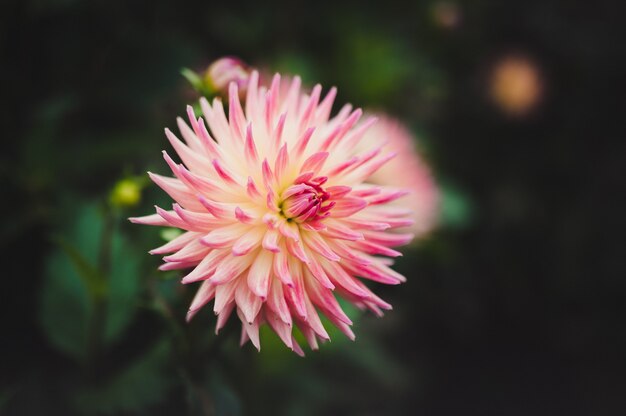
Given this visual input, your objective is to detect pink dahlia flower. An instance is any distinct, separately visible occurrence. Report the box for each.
[131,72,413,354]
[357,114,440,238]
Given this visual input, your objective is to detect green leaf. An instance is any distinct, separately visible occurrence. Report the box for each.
[209,365,242,416]
[55,238,107,298]
[181,67,212,95]
[41,241,93,360]
[103,227,141,344]
[40,202,142,360]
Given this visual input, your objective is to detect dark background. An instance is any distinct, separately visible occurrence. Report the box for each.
[1,0,625,415]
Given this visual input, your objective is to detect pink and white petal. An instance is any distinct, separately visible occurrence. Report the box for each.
[273,248,294,287]
[129,213,170,226]
[304,274,352,325]
[148,172,204,211]
[301,231,340,261]
[237,308,261,351]
[213,279,239,315]
[181,249,230,284]
[321,260,370,299]
[265,308,293,350]
[246,249,273,299]
[200,223,250,248]
[215,301,235,334]
[210,252,255,286]
[232,227,264,256]
[330,197,368,218]
[149,231,200,255]
[163,239,211,263]
[235,280,263,325]
[266,278,292,325]
[186,280,216,321]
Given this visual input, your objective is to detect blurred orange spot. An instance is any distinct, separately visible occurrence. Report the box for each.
[490,55,543,116]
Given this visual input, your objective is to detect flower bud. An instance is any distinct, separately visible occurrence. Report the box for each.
[204,56,250,93]
[109,178,142,208]
[281,181,331,223]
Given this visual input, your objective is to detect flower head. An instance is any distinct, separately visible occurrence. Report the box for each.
[357,114,440,238]
[131,72,413,354]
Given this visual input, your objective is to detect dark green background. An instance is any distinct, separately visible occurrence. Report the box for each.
[1,0,625,415]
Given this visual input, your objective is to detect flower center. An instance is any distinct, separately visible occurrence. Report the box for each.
[280,177,332,223]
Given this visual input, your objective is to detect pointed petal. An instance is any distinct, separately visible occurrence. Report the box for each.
[247,249,273,299]
[267,277,292,325]
[236,281,263,324]
[186,281,216,321]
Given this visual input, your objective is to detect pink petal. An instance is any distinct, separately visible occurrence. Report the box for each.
[163,239,210,263]
[273,249,294,287]
[149,231,199,255]
[214,279,239,314]
[236,280,263,324]
[247,249,273,299]
[262,229,281,252]
[301,231,341,262]
[215,301,234,334]
[128,213,169,226]
[267,278,292,325]
[181,249,229,284]
[265,308,293,349]
[210,253,254,286]
[300,152,329,173]
[186,280,216,321]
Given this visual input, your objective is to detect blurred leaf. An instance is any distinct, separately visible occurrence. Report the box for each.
[55,238,107,298]
[72,340,172,414]
[40,202,141,360]
[181,67,210,96]
[104,223,141,344]
[339,32,415,103]
[41,239,93,360]
[209,366,242,416]
[182,361,242,416]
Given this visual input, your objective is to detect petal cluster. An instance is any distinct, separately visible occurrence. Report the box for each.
[131,72,413,354]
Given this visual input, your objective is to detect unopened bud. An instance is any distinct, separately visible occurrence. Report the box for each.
[205,56,250,93]
[110,178,142,208]
[281,181,331,223]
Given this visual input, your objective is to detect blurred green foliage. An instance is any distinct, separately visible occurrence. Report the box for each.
[72,340,172,414]
[41,203,141,360]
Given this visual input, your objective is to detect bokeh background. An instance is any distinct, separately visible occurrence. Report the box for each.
[2,0,625,415]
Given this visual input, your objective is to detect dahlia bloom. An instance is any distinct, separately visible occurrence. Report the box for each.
[131,72,413,354]
[221,65,438,237]
[356,114,440,238]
